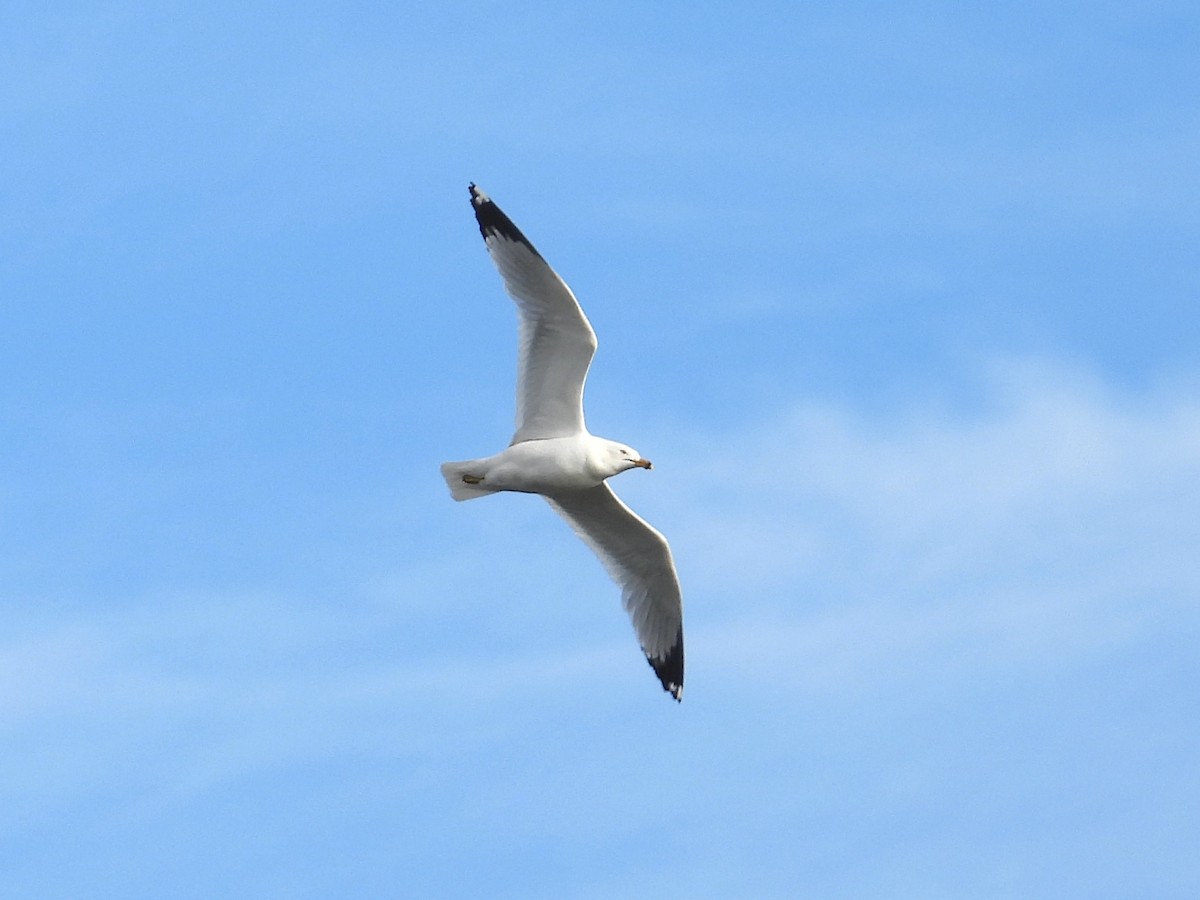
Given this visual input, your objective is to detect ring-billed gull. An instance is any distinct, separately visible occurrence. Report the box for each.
[440,184,685,702]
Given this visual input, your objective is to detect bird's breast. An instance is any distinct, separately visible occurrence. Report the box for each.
[484,438,601,495]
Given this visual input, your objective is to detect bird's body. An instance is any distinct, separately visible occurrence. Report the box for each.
[440,184,685,701]
[442,435,627,497]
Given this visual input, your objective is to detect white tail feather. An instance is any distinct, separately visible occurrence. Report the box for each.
[440,460,494,501]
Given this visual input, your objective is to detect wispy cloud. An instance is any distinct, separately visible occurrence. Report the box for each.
[4,357,1197,900]
[638,358,1200,696]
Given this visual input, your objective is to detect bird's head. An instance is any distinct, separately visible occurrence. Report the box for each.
[597,439,652,478]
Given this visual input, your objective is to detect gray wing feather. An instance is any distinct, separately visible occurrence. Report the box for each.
[545,484,685,700]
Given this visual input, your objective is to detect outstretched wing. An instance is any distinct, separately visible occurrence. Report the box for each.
[469,184,597,443]
[545,483,685,701]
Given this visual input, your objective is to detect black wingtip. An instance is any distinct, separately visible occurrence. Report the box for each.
[467,182,540,256]
[648,626,684,702]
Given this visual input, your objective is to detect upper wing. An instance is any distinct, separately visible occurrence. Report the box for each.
[545,483,685,701]
[469,184,597,443]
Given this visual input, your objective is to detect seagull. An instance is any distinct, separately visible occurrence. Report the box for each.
[440,184,684,701]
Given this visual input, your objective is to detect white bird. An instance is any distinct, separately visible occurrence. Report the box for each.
[441,184,685,701]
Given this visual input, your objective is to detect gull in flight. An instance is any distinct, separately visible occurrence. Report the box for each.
[441,184,685,701]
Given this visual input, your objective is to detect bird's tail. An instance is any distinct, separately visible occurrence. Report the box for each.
[439,459,494,501]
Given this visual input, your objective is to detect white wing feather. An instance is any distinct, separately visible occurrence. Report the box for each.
[470,185,597,443]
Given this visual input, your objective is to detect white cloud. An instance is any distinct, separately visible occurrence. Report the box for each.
[652,358,1200,695]
[3,358,1197,837]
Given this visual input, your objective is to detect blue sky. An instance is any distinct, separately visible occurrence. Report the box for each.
[3,2,1199,897]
